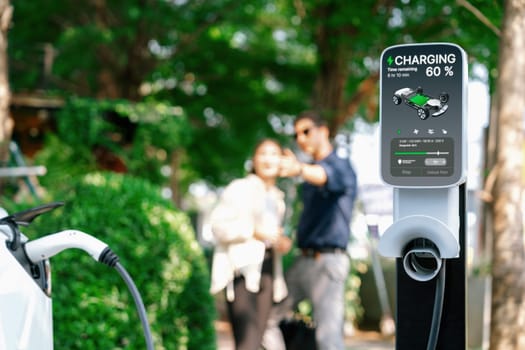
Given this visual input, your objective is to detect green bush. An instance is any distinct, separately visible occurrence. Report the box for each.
[8,172,215,349]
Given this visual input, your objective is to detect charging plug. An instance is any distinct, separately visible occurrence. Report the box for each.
[24,230,118,266]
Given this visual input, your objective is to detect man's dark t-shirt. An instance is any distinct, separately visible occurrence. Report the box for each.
[296,150,357,250]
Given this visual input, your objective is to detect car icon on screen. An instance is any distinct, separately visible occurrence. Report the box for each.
[393,87,449,120]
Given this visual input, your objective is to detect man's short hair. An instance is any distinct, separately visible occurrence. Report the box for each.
[294,110,327,127]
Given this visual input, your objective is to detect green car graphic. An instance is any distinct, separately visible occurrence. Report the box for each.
[393,87,449,120]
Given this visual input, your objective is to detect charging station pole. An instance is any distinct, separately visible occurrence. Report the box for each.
[378,43,467,349]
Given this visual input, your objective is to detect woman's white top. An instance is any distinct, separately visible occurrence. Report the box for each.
[209,174,287,302]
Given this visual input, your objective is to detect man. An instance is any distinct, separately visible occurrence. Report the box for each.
[267,110,357,350]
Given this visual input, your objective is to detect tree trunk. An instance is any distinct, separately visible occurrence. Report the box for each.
[0,0,12,160]
[169,149,183,208]
[310,2,351,130]
[309,3,380,135]
[489,0,525,348]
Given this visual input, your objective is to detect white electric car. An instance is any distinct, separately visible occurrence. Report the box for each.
[393,86,449,120]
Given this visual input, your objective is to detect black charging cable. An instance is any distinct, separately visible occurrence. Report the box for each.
[426,261,446,350]
[99,247,155,350]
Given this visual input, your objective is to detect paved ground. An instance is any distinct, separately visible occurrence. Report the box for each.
[344,330,394,350]
[215,320,395,350]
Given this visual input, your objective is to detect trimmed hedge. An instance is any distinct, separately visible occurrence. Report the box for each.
[11,172,215,349]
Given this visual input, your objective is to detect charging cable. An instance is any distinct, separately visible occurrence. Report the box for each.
[400,238,446,350]
[426,261,446,350]
[24,230,154,350]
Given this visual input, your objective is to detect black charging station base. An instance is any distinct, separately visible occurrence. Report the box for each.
[394,183,466,350]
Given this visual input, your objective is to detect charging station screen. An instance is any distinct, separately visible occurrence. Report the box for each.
[380,43,467,187]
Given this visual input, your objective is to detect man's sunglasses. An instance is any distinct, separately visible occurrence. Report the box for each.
[294,127,313,140]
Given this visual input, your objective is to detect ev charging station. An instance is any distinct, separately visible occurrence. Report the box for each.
[378,43,467,349]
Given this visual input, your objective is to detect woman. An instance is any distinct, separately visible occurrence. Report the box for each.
[209,139,292,350]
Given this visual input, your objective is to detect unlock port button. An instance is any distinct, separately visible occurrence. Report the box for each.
[425,158,447,166]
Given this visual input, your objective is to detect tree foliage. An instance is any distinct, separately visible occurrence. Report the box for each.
[10,0,309,186]
[8,0,504,188]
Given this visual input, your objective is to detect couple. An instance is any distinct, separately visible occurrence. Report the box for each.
[209,111,358,350]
